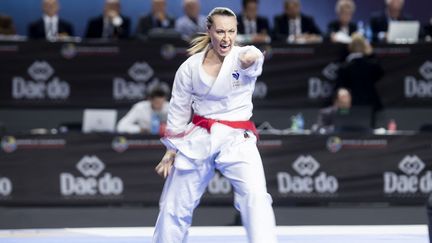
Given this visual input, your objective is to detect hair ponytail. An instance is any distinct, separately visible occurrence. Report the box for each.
[187,7,237,56]
[187,34,211,55]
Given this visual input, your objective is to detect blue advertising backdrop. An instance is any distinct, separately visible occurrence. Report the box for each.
[1,0,430,37]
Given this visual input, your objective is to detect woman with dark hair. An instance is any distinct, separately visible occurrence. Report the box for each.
[153,7,277,243]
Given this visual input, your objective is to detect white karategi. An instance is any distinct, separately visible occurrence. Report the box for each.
[153,45,277,243]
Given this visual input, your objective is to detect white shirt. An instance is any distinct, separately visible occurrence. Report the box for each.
[288,17,301,36]
[243,17,257,35]
[116,100,169,134]
[43,14,58,39]
[175,15,207,39]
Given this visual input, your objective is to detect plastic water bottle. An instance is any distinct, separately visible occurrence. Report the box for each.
[387,119,397,132]
[357,21,365,37]
[290,115,298,131]
[291,113,304,131]
[150,113,160,135]
[365,24,373,42]
[296,113,305,131]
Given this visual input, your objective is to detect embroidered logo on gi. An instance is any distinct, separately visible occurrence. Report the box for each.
[232,70,241,88]
[232,71,240,80]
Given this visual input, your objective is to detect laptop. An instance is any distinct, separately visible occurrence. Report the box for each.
[387,21,420,44]
[82,109,117,133]
[333,107,372,133]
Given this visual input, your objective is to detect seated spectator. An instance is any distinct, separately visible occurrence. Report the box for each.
[85,0,131,39]
[236,0,270,43]
[335,33,384,111]
[312,88,352,134]
[28,0,74,40]
[0,14,16,35]
[136,0,175,39]
[327,0,357,43]
[370,0,413,42]
[117,89,169,134]
[273,0,322,43]
[175,0,206,41]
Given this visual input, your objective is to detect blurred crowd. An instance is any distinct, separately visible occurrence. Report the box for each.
[0,0,431,43]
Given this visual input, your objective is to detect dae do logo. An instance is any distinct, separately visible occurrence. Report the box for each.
[384,155,432,194]
[405,61,432,98]
[12,61,70,100]
[0,176,12,197]
[60,155,124,196]
[277,155,339,194]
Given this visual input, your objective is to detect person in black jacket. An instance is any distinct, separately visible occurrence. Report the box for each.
[236,0,270,43]
[85,0,131,39]
[136,0,175,39]
[273,0,322,43]
[335,33,384,111]
[327,0,357,43]
[28,0,74,40]
[312,88,352,134]
[369,0,412,42]
[425,18,432,41]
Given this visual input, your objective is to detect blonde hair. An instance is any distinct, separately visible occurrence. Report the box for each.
[335,0,355,14]
[349,33,372,55]
[386,0,404,5]
[187,7,236,55]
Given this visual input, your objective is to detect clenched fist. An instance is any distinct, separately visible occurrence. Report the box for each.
[239,48,263,69]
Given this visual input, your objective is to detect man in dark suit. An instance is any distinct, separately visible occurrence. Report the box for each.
[136,0,175,39]
[273,0,322,43]
[369,0,412,42]
[28,0,74,39]
[236,0,270,43]
[85,0,131,39]
[327,0,357,43]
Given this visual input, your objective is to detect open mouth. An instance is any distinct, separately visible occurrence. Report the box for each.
[220,43,231,51]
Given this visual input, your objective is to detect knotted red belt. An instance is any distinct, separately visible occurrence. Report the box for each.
[192,114,258,138]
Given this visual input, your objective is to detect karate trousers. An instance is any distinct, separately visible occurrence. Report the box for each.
[152,129,278,243]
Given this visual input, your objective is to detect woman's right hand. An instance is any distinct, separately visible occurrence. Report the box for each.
[155,149,176,178]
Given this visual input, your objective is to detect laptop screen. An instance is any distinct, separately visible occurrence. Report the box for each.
[387,21,420,44]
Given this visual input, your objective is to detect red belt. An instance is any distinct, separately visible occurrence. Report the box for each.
[192,114,258,138]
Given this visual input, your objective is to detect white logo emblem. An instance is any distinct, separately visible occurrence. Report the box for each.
[322,63,339,80]
[398,155,425,175]
[292,155,320,176]
[128,62,154,82]
[384,154,432,194]
[60,155,124,196]
[76,155,105,177]
[277,155,338,194]
[419,61,432,80]
[0,177,12,196]
[27,61,54,82]
[13,61,70,100]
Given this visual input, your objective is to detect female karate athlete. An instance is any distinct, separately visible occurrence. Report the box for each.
[153,7,278,243]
